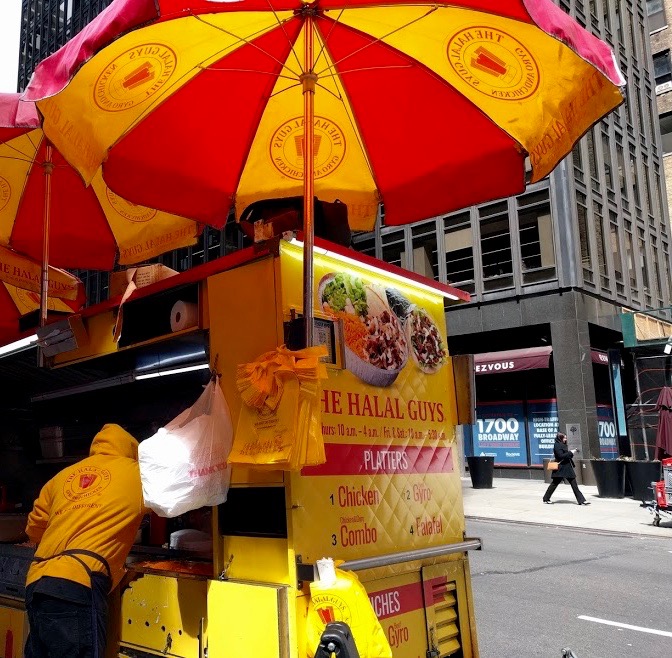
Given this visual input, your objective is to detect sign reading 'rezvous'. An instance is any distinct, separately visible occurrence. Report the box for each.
[474,347,552,374]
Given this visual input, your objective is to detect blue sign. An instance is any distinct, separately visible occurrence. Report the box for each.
[597,405,618,459]
[471,401,528,466]
[527,399,559,465]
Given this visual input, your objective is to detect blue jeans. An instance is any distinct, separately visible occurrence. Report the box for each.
[24,575,109,658]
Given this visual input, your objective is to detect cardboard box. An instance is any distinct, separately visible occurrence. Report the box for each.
[109,264,179,298]
[37,314,89,358]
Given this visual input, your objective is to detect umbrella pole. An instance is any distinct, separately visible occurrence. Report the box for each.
[301,14,317,347]
[39,144,54,330]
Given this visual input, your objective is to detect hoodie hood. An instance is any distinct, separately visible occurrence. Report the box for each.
[89,423,139,460]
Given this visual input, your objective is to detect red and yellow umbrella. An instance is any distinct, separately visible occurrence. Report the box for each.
[22,0,624,338]
[0,243,85,344]
[0,93,199,272]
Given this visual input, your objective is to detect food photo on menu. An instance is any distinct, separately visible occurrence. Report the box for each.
[318,272,447,387]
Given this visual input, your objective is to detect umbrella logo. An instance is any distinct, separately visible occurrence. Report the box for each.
[105,188,158,223]
[63,466,111,501]
[270,117,346,180]
[0,176,10,212]
[94,44,178,112]
[11,288,58,314]
[447,27,540,100]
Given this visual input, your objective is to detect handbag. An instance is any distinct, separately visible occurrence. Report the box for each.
[547,460,559,471]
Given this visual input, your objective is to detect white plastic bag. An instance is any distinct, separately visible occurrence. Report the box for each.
[139,379,233,517]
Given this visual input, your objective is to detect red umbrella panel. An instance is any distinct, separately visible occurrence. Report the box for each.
[24,0,625,230]
[0,93,201,272]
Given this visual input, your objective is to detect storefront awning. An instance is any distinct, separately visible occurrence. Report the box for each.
[474,346,553,375]
[591,349,609,365]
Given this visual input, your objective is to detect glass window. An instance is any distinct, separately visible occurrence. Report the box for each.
[625,225,637,288]
[635,77,645,137]
[585,129,599,179]
[616,140,627,203]
[663,243,671,301]
[615,2,623,42]
[652,237,663,302]
[643,163,653,215]
[479,202,513,291]
[382,231,408,270]
[654,167,663,218]
[660,113,672,154]
[444,212,475,294]
[190,233,205,267]
[353,234,376,259]
[653,51,672,86]
[577,193,592,282]
[647,0,667,31]
[519,203,555,284]
[610,220,623,284]
[638,229,650,293]
[411,222,439,280]
[594,206,608,288]
[602,132,613,189]
[572,141,583,174]
[630,147,641,208]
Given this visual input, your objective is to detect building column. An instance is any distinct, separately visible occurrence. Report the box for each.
[550,318,600,458]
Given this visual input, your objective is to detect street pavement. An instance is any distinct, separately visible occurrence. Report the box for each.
[461,476,672,538]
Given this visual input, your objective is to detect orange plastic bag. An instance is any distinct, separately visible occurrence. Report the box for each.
[229,346,327,471]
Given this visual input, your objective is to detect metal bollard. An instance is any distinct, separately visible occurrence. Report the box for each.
[314,622,361,658]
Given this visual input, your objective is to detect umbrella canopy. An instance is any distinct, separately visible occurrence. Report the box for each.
[22,0,624,342]
[0,243,85,344]
[0,93,200,271]
[655,386,672,460]
[23,0,624,230]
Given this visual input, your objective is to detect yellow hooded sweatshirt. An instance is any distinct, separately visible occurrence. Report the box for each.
[26,424,146,591]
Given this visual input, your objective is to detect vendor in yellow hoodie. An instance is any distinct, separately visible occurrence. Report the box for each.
[24,423,146,658]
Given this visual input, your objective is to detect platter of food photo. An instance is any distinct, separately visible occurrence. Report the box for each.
[318,272,447,387]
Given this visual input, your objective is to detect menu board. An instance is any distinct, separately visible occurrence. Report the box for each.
[281,242,463,563]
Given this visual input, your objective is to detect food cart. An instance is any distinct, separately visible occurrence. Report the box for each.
[0,237,480,657]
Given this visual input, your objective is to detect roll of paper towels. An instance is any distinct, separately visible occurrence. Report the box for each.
[170,300,198,332]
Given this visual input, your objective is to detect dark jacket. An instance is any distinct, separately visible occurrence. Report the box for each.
[552,438,577,479]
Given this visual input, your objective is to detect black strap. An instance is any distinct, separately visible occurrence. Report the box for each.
[33,548,112,582]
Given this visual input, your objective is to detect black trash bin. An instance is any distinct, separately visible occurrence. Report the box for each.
[467,456,494,489]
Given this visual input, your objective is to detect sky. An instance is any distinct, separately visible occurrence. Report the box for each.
[0,1,22,93]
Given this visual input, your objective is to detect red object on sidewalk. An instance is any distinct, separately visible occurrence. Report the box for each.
[654,481,668,508]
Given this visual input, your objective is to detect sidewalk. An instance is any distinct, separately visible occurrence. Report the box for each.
[461,477,672,537]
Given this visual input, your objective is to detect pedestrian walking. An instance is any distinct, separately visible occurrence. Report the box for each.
[543,432,591,505]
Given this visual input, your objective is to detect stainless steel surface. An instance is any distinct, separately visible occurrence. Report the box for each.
[339,539,482,572]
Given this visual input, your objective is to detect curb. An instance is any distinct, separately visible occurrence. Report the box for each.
[465,515,671,539]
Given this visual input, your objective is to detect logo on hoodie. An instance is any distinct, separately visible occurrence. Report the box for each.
[63,466,111,501]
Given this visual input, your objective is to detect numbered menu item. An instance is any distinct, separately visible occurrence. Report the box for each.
[299,443,455,555]
[319,272,446,387]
